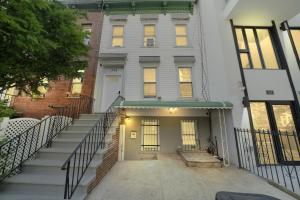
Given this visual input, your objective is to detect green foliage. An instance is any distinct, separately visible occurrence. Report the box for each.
[0,0,89,94]
[0,100,16,118]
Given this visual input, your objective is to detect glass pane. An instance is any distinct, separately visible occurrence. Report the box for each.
[257,29,278,69]
[179,83,193,98]
[6,87,16,96]
[144,25,155,36]
[255,132,277,164]
[176,25,187,35]
[291,30,300,60]
[235,28,246,50]
[112,26,124,36]
[144,83,156,97]
[176,36,187,46]
[144,68,156,82]
[71,83,82,96]
[245,29,263,69]
[240,53,250,68]
[272,105,300,161]
[178,68,191,82]
[112,38,123,47]
[250,102,271,130]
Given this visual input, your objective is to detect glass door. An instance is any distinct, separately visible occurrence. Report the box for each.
[271,103,300,162]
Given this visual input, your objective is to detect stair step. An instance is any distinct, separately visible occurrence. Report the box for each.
[0,193,86,200]
[23,159,102,175]
[37,147,106,160]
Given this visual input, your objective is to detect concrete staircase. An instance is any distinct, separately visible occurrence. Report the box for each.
[0,113,120,200]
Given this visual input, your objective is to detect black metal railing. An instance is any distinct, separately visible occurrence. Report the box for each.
[0,95,94,182]
[181,134,200,151]
[61,95,124,199]
[234,128,300,195]
[207,135,219,157]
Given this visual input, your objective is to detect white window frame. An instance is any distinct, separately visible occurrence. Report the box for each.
[112,25,124,47]
[143,24,156,47]
[175,24,188,47]
[143,67,157,98]
[141,119,160,151]
[177,67,193,99]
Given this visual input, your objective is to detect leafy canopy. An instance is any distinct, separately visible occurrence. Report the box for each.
[0,0,89,94]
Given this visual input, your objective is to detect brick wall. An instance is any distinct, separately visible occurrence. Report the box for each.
[87,126,120,193]
[12,12,103,119]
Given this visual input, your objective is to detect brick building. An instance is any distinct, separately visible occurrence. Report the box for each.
[11,12,103,119]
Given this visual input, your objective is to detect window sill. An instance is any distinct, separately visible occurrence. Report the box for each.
[140,46,159,48]
[243,68,284,71]
[174,45,193,48]
[66,96,80,99]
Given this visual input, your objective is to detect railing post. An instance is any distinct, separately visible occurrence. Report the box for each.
[234,128,242,168]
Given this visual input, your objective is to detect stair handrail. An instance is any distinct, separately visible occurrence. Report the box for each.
[0,95,94,182]
[61,95,124,199]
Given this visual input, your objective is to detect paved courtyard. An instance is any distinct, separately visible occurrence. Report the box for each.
[87,154,296,200]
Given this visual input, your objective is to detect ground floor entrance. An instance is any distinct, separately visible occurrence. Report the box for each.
[86,154,295,200]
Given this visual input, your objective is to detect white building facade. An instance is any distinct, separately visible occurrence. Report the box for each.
[93,0,300,165]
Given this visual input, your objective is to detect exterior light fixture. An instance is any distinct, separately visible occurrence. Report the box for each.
[168,107,177,114]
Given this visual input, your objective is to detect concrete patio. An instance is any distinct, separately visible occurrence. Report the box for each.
[87,154,296,200]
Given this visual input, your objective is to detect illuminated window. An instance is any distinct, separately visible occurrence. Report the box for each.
[181,120,197,147]
[144,25,156,47]
[71,70,84,97]
[178,67,193,98]
[176,25,188,47]
[291,30,300,61]
[112,25,124,47]
[143,68,156,98]
[141,119,160,151]
[32,79,48,98]
[234,27,279,69]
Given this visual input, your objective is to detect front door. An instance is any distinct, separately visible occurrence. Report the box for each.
[101,74,123,111]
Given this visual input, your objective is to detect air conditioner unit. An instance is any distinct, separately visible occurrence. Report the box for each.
[146,38,155,47]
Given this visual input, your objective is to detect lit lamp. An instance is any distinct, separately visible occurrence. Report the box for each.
[125,115,131,121]
[168,107,177,114]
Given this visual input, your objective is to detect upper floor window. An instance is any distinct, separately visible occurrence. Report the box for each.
[82,24,92,45]
[144,25,156,47]
[291,29,300,61]
[143,68,156,98]
[71,70,84,97]
[176,25,188,47]
[112,25,124,47]
[178,67,193,98]
[234,27,279,69]
[32,79,48,98]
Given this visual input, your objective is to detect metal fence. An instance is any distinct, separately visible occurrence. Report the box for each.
[61,95,124,199]
[0,95,94,182]
[234,128,300,195]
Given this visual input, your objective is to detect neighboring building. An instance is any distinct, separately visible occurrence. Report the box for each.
[92,0,300,164]
[9,12,103,119]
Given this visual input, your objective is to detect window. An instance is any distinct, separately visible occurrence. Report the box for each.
[234,27,279,69]
[71,70,84,97]
[175,25,188,47]
[181,120,198,150]
[32,79,48,98]
[144,25,156,47]
[112,25,124,47]
[178,67,193,98]
[82,24,92,45]
[249,101,300,164]
[141,119,160,151]
[143,68,156,98]
[291,29,300,61]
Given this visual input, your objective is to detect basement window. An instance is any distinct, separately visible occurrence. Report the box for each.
[141,119,160,151]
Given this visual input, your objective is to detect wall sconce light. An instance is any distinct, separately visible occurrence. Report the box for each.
[168,107,177,114]
[125,115,131,121]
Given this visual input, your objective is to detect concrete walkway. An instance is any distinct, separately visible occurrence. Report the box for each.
[87,154,296,200]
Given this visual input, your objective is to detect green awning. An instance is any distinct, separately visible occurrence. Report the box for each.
[114,100,233,110]
[59,0,196,14]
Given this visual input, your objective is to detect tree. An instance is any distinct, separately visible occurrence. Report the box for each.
[0,0,89,94]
